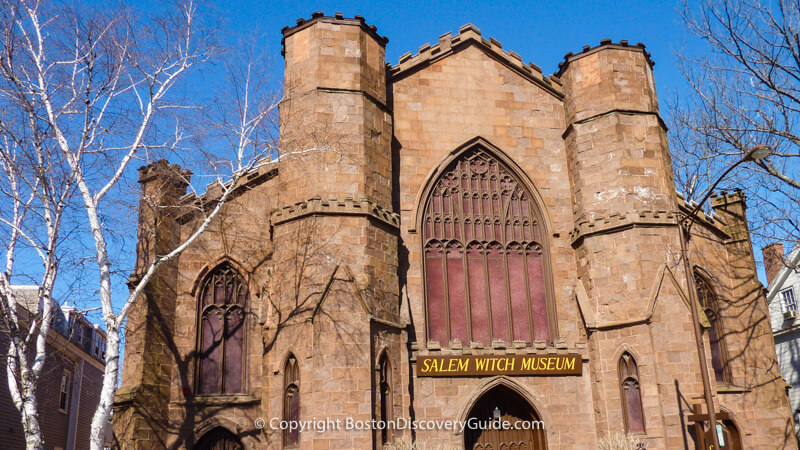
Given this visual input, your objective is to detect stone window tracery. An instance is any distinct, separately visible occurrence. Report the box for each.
[196,264,247,395]
[619,352,645,434]
[422,147,551,346]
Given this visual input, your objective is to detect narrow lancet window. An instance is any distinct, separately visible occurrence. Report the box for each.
[378,352,392,445]
[619,352,645,434]
[696,274,731,383]
[284,354,300,447]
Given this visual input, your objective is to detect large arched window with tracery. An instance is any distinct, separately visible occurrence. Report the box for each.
[422,147,552,346]
[695,274,731,383]
[196,264,247,394]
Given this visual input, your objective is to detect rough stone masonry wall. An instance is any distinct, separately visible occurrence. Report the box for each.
[559,44,709,449]
[691,192,793,447]
[391,28,592,447]
[265,14,401,450]
[162,174,278,449]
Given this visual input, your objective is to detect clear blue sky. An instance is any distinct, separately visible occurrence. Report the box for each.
[213,0,698,102]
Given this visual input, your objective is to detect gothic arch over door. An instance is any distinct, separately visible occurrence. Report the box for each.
[194,427,244,450]
[465,385,547,450]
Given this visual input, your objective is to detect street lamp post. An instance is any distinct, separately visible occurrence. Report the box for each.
[679,145,770,450]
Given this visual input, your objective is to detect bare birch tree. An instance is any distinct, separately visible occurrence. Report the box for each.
[672,0,800,254]
[0,1,278,449]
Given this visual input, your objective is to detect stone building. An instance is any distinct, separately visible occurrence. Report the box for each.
[112,13,794,449]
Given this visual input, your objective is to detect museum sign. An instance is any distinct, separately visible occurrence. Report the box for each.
[416,354,582,377]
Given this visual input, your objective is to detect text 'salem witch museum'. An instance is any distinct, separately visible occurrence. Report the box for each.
[112,12,795,450]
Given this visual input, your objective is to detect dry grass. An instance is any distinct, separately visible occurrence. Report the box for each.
[383,436,460,450]
[597,432,647,450]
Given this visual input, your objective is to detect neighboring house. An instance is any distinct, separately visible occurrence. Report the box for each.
[0,285,110,450]
[764,243,800,440]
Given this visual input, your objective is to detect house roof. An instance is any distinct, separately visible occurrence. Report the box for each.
[767,244,800,304]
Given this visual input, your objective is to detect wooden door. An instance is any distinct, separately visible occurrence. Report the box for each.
[465,386,547,450]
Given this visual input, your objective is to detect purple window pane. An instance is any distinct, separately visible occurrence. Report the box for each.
[199,308,223,394]
[425,243,447,343]
[223,307,244,393]
[446,243,468,343]
[507,246,530,343]
[707,324,726,382]
[527,249,550,342]
[214,283,224,305]
[467,244,489,344]
[624,381,645,434]
[286,385,300,445]
[487,243,510,343]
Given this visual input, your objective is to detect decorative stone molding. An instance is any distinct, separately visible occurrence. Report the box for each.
[569,209,679,245]
[271,196,400,229]
[411,342,588,360]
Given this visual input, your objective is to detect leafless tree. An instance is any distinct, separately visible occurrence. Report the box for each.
[0,1,278,449]
[672,0,800,255]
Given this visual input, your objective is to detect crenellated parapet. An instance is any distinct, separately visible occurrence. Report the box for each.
[270,196,400,229]
[556,39,655,77]
[389,24,563,98]
[281,11,388,54]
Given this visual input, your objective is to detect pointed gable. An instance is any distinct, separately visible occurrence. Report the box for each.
[390,24,563,100]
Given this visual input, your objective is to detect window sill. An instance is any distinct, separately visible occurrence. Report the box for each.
[716,383,751,394]
[171,394,260,406]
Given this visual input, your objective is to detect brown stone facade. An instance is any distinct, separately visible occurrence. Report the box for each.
[113,14,794,449]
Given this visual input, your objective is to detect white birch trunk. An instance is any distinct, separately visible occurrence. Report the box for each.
[90,326,120,450]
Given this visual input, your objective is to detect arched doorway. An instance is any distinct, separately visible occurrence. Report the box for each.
[194,427,243,450]
[702,421,742,450]
[465,385,547,449]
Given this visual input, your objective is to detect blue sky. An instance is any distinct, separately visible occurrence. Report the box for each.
[213,0,698,102]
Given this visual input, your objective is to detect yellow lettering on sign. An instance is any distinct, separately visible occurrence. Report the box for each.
[458,358,468,372]
[421,359,431,373]
[476,358,488,371]
[547,358,555,370]
[565,358,575,371]
[447,358,457,372]
[521,357,533,371]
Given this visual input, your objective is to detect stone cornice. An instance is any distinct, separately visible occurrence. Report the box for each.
[569,209,679,246]
[410,340,588,360]
[389,24,563,100]
[562,109,669,139]
[271,196,400,229]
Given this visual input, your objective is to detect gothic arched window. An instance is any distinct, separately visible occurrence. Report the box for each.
[422,147,551,346]
[378,352,392,445]
[197,264,247,394]
[284,354,300,447]
[696,274,731,383]
[619,352,645,434]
